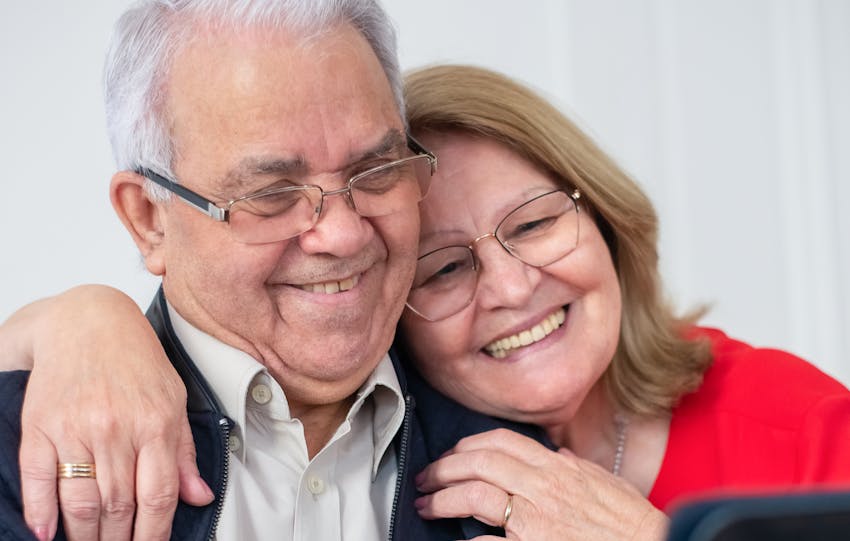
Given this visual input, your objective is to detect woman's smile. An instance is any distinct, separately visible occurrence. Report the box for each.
[483,305,567,359]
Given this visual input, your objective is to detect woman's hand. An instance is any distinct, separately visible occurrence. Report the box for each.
[4,285,212,541]
[414,428,668,541]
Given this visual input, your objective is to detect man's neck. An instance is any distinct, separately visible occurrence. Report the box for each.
[290,395,358,458]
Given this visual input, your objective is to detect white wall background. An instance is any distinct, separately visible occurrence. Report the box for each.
[1,1,847,386]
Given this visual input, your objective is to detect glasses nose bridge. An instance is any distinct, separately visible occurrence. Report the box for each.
[314,183,357,219]
[470,231,497,250]
[470,231,517,263]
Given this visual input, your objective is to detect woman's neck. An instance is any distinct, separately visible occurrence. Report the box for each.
[544,382,619,465]
[542,381,670,496]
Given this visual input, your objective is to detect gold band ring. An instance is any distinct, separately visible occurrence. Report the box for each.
[501,493,514,529]
[57,463,96,479]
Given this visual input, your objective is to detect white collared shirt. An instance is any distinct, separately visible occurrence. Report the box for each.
[167,304,405,540]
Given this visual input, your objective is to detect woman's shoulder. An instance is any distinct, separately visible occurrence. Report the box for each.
[680,327,849,428]
[651,327,850,504]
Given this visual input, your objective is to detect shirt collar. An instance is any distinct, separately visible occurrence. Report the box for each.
[166,302,405,473]
[167,302,263,460]
[349,353,406,479]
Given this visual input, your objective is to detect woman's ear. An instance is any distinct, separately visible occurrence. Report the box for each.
[110,171,167,276]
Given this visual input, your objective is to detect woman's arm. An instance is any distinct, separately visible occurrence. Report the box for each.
[0,295,52,370]
[2,285,212,541]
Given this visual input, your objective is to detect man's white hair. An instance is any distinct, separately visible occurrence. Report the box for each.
[103,0,403,199]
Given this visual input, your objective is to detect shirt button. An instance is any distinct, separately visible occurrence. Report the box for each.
[251,384,272,405]
[306,476,325,495]
[228,434,242,453]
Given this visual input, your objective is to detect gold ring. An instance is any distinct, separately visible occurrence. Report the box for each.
[501,493,513,529]
[57,463,96,479]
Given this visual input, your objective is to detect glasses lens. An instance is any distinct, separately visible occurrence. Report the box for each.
[350,155,433,217]
[407,246,477,321]
[228,187,321,244]
[496,190,579,267]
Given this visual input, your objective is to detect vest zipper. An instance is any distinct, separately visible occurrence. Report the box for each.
[207,416,231,540]
[387,394,413,541]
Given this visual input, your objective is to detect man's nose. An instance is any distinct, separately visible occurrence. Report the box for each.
[296,187,374,257]
[473,236,540,311]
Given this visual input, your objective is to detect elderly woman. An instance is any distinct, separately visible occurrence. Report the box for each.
[398,65,850,532]
[4,65,850,540]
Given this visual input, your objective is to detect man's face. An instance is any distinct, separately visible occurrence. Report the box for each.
[153,24,418,412]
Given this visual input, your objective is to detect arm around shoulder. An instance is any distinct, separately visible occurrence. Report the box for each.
[0,284,145,371]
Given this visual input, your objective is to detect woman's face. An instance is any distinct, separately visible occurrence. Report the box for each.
[399,132,622,426]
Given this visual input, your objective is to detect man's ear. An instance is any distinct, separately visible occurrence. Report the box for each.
[110,171,167,276]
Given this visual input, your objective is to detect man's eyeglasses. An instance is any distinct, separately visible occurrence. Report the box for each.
[138,135,437,244]
[405,189,581,322]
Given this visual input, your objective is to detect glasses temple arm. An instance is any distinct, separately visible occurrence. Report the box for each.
[138,168,228,221]
[406,134,438,174]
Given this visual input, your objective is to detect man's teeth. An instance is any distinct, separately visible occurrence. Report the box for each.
[484,308,566,359]
[297,275,358,294]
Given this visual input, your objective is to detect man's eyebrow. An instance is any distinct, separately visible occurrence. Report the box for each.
[217,156,307,195]
[351,130,407,163]
[214,129,406,196]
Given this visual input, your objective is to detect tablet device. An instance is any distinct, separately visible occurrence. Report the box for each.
[666,489,850,541]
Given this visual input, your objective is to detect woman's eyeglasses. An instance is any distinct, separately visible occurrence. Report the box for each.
[406,189,581,322]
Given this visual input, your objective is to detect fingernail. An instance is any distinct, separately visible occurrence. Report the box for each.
[414,471,424,487]
[31,526,49,541]
[414,496,426,510]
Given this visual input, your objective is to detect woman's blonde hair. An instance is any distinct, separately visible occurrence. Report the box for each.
[404,65,711,415]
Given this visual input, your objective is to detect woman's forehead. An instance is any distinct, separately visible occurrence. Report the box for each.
[417,133,559,242]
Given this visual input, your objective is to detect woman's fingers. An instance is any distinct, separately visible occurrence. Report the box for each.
[94,440,137,541]
[416,446,539,496]
[19,428,59,541]
[176,416,214,506]
[55,445,100,541]
[448,428,565,467]
[416,480,516,527]
[132,436,182,541]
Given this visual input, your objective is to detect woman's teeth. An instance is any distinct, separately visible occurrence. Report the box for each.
[297,275,358,294]
[484,307,566,359]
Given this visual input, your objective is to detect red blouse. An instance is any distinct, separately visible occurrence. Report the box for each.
[648,328,850,512]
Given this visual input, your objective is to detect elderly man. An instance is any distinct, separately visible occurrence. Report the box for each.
[0,1,538,540]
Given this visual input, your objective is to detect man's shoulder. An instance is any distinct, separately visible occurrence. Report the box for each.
[0,370,28,432]
[401,355,551,457]
[0,369,29,401]
[0,370,40,540]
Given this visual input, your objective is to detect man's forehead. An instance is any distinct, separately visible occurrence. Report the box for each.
[165,21,403,191]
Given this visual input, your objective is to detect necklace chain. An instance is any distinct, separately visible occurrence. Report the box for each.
[612,412,629,476]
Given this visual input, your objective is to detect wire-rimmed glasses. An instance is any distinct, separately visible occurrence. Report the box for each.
[405,188,581,322]
[138,135,437,244]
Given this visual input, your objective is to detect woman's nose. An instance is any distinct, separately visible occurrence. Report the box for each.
[473,236,540,311]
